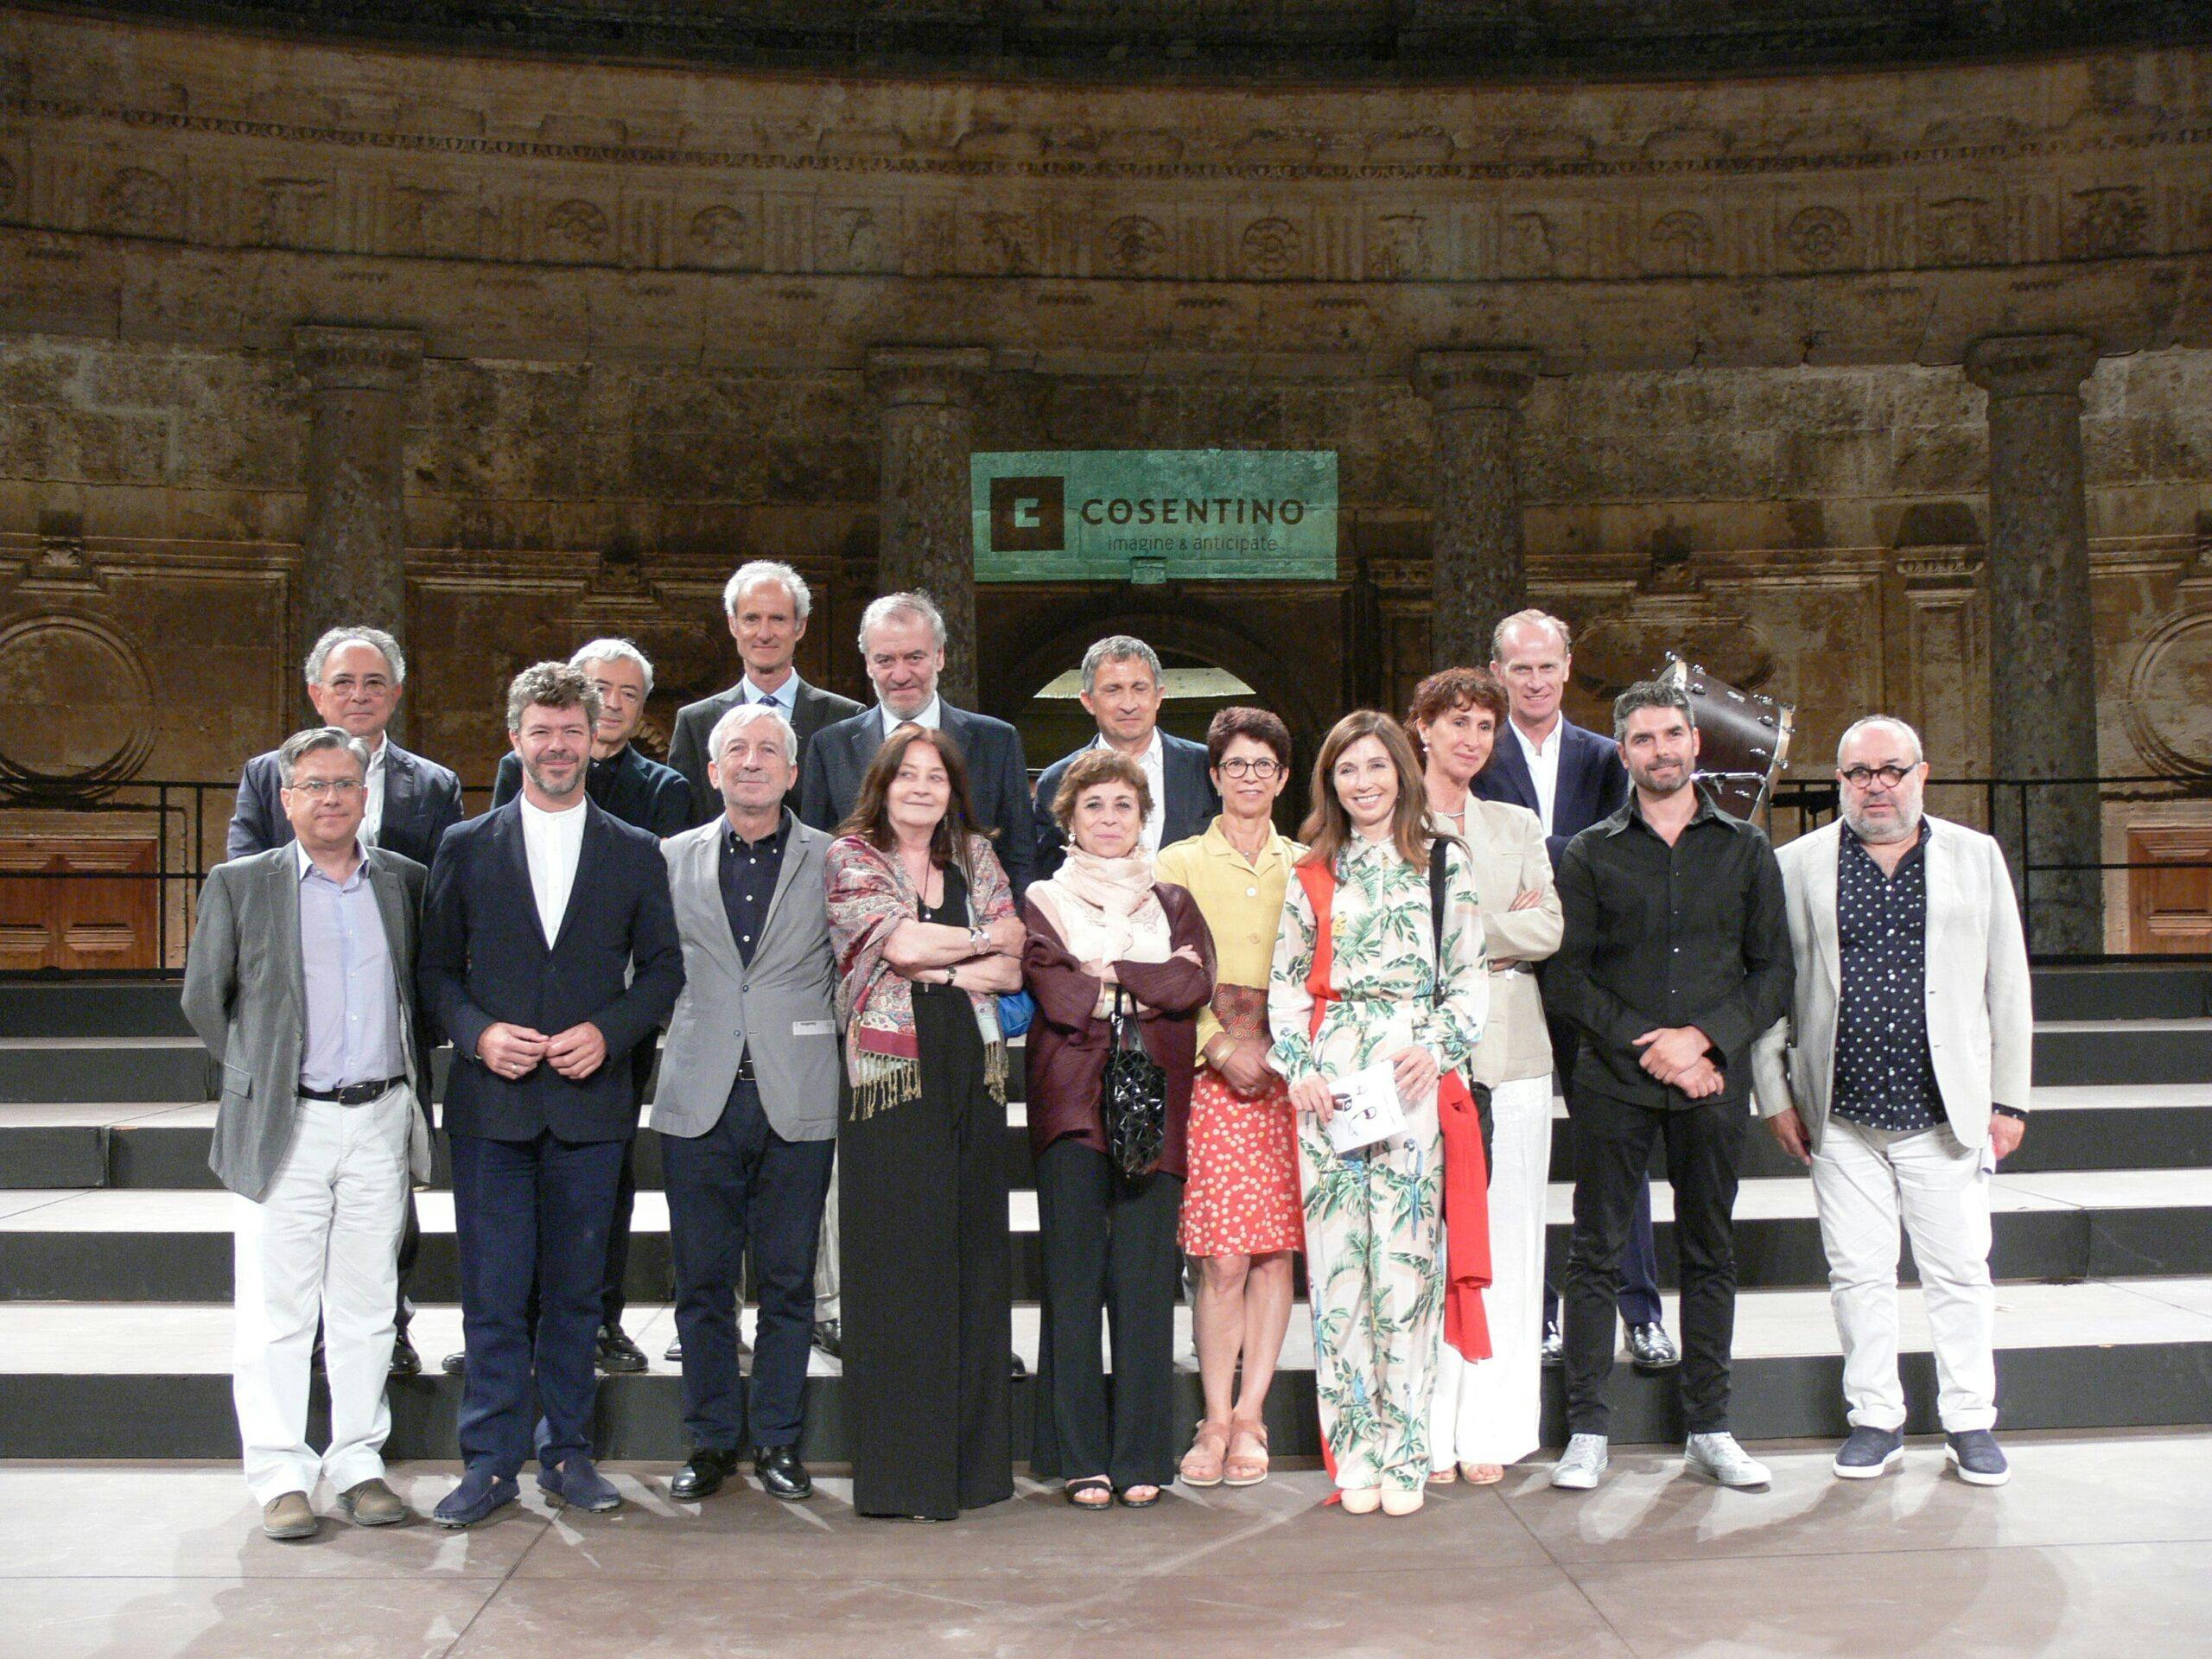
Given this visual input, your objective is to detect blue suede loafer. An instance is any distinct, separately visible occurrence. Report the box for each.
[433,1466,518,1529]
[540,1456,622,1513]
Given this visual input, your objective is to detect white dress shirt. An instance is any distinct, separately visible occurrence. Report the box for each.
[880,695,943,738]
[1090,728,1167,852]
[518,793,589,947]
[1511,716,1564,836]
[360,738,388,849]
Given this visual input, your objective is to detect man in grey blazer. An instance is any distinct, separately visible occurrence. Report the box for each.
[1753,715,2032,1489]
[183,728,434,1540]
[656,701,839,1503]
[668,561,861,825]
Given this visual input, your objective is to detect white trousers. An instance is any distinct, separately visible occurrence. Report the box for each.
[1428,1076,1553,1469]
[1810,1114,1997,1434]
[232,1087,413,1504]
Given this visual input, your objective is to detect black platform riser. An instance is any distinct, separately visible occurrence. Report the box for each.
[8,1342,2209,1461]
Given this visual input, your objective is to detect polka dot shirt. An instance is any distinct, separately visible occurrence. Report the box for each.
[1833,821,1943,1134]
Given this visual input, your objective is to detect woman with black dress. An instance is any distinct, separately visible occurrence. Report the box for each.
[825,723,1027,1520]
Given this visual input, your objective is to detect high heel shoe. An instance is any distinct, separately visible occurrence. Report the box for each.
[1338,1487,1382,1515]
[1381,1487,1426,1516]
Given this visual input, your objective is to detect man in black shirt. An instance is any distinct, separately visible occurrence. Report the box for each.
[1548,679,1794,1493]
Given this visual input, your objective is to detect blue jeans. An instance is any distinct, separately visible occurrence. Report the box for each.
[449,1130,626,1477]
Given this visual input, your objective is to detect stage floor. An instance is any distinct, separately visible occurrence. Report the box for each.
[3,1430,2209,1657]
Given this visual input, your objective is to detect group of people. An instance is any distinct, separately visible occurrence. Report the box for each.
[181,560,2034,1541]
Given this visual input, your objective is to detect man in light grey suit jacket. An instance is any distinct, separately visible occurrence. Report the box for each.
[654,701,839,1503]
[1752,715,2032,1490]
[182,728,434,1539]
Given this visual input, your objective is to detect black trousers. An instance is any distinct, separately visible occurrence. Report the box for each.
[1542,1014,1664,1329]
[1562,1089,1745,1437]
[664,1080,834,1452]
[1030,1139,1185,1491]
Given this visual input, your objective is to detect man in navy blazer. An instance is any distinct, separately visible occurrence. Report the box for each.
[418,662,684,1527]
[799,590,1036,899]
[1033,635,1219,880]
[227,626,465,873]
[479,638,688,1379]
[225,624,463,1376]
[1473,609,1676,1375]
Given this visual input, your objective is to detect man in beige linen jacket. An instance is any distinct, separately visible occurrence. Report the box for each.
[1751,715,2032,1489]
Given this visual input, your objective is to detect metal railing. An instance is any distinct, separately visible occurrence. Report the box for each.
[0,777,498,975]
[2,772,2207,973]
[1768,772,2212,962]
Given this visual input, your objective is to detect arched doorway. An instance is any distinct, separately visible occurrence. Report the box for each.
[984,588,1351,830]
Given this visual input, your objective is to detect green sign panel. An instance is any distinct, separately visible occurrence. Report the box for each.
[971,449,1338,582]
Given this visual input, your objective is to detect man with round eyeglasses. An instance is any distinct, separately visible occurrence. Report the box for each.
[1753,715,2032,1489]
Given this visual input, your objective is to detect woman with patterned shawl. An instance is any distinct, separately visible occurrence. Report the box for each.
[825,723,1026,1521]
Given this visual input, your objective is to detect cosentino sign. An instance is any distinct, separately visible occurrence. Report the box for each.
[970,450,1338,582]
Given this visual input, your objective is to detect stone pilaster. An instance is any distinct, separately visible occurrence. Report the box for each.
[291,325,423,710]
[1964,331,2102,954]
[1414,349,1539,670]
[867,346,990,709]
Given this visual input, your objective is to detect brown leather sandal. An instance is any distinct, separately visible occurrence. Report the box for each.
[1223,1419,1270,1487]
[1179,1421,1230,1488]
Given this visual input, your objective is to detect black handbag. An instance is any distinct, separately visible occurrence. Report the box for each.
[1102,985,1168,1179]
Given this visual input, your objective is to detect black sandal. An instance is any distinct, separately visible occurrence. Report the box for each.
[1116,1484,1163,1509]
[1065,1477,1114,1510]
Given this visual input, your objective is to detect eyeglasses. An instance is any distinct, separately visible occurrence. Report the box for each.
[288,779,365,799]
[1838,764,1916,790]
[1218,758,1283,780]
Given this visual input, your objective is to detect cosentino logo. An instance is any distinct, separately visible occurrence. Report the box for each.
[988,474,1065,552]
[1077,495,1308,529]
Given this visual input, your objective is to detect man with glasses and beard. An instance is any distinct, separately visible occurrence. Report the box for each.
[1548,679,1793,1495]
[1753,716,2031,1489]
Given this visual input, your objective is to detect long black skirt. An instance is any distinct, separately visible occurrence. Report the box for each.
[839,980,1014,1521]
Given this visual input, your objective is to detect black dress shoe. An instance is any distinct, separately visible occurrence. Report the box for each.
[390,1330,423,1376]
[753,1445,813,1501]
[1010,1351,1027,1380]
[1627,1321,1681,1372]
[664,1336,683,1363]
[441,1351,467,1377]
[597,1324,648,1374]
[811,1319,842,1358]
[669,1447,742,1501]
[1540,1321,1564,1369]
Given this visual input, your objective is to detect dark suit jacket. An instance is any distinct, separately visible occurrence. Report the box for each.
[798,702,1038,899]
[668,676,862,827]
[1471,716,1630,869]
[417,798,685,1144]
[1032,733,1221,880]
[491,743,690,838]
[227,741,465,871]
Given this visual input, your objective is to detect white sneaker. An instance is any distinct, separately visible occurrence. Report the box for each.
[1685,1432,1771,1488]
[1550,1433,1609,1491]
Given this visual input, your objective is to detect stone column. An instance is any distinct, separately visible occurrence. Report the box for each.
[866,346,990,708]
[1964,332,2102,955]
[292,325,423,714]
[1414,349,1540,670]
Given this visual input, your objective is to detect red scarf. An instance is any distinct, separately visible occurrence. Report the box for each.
[1294,860,1492,1365]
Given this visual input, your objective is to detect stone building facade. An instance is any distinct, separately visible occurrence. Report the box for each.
[0,9,2209,961]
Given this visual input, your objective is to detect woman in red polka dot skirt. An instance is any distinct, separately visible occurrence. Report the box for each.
[1154,707,1306,1490]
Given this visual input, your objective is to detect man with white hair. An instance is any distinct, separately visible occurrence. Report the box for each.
[1753,715,2031,1488]
[226,625,463,1377]
[670,561,861,825]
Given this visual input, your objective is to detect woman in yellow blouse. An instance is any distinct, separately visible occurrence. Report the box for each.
[1154,708,1304,1490]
